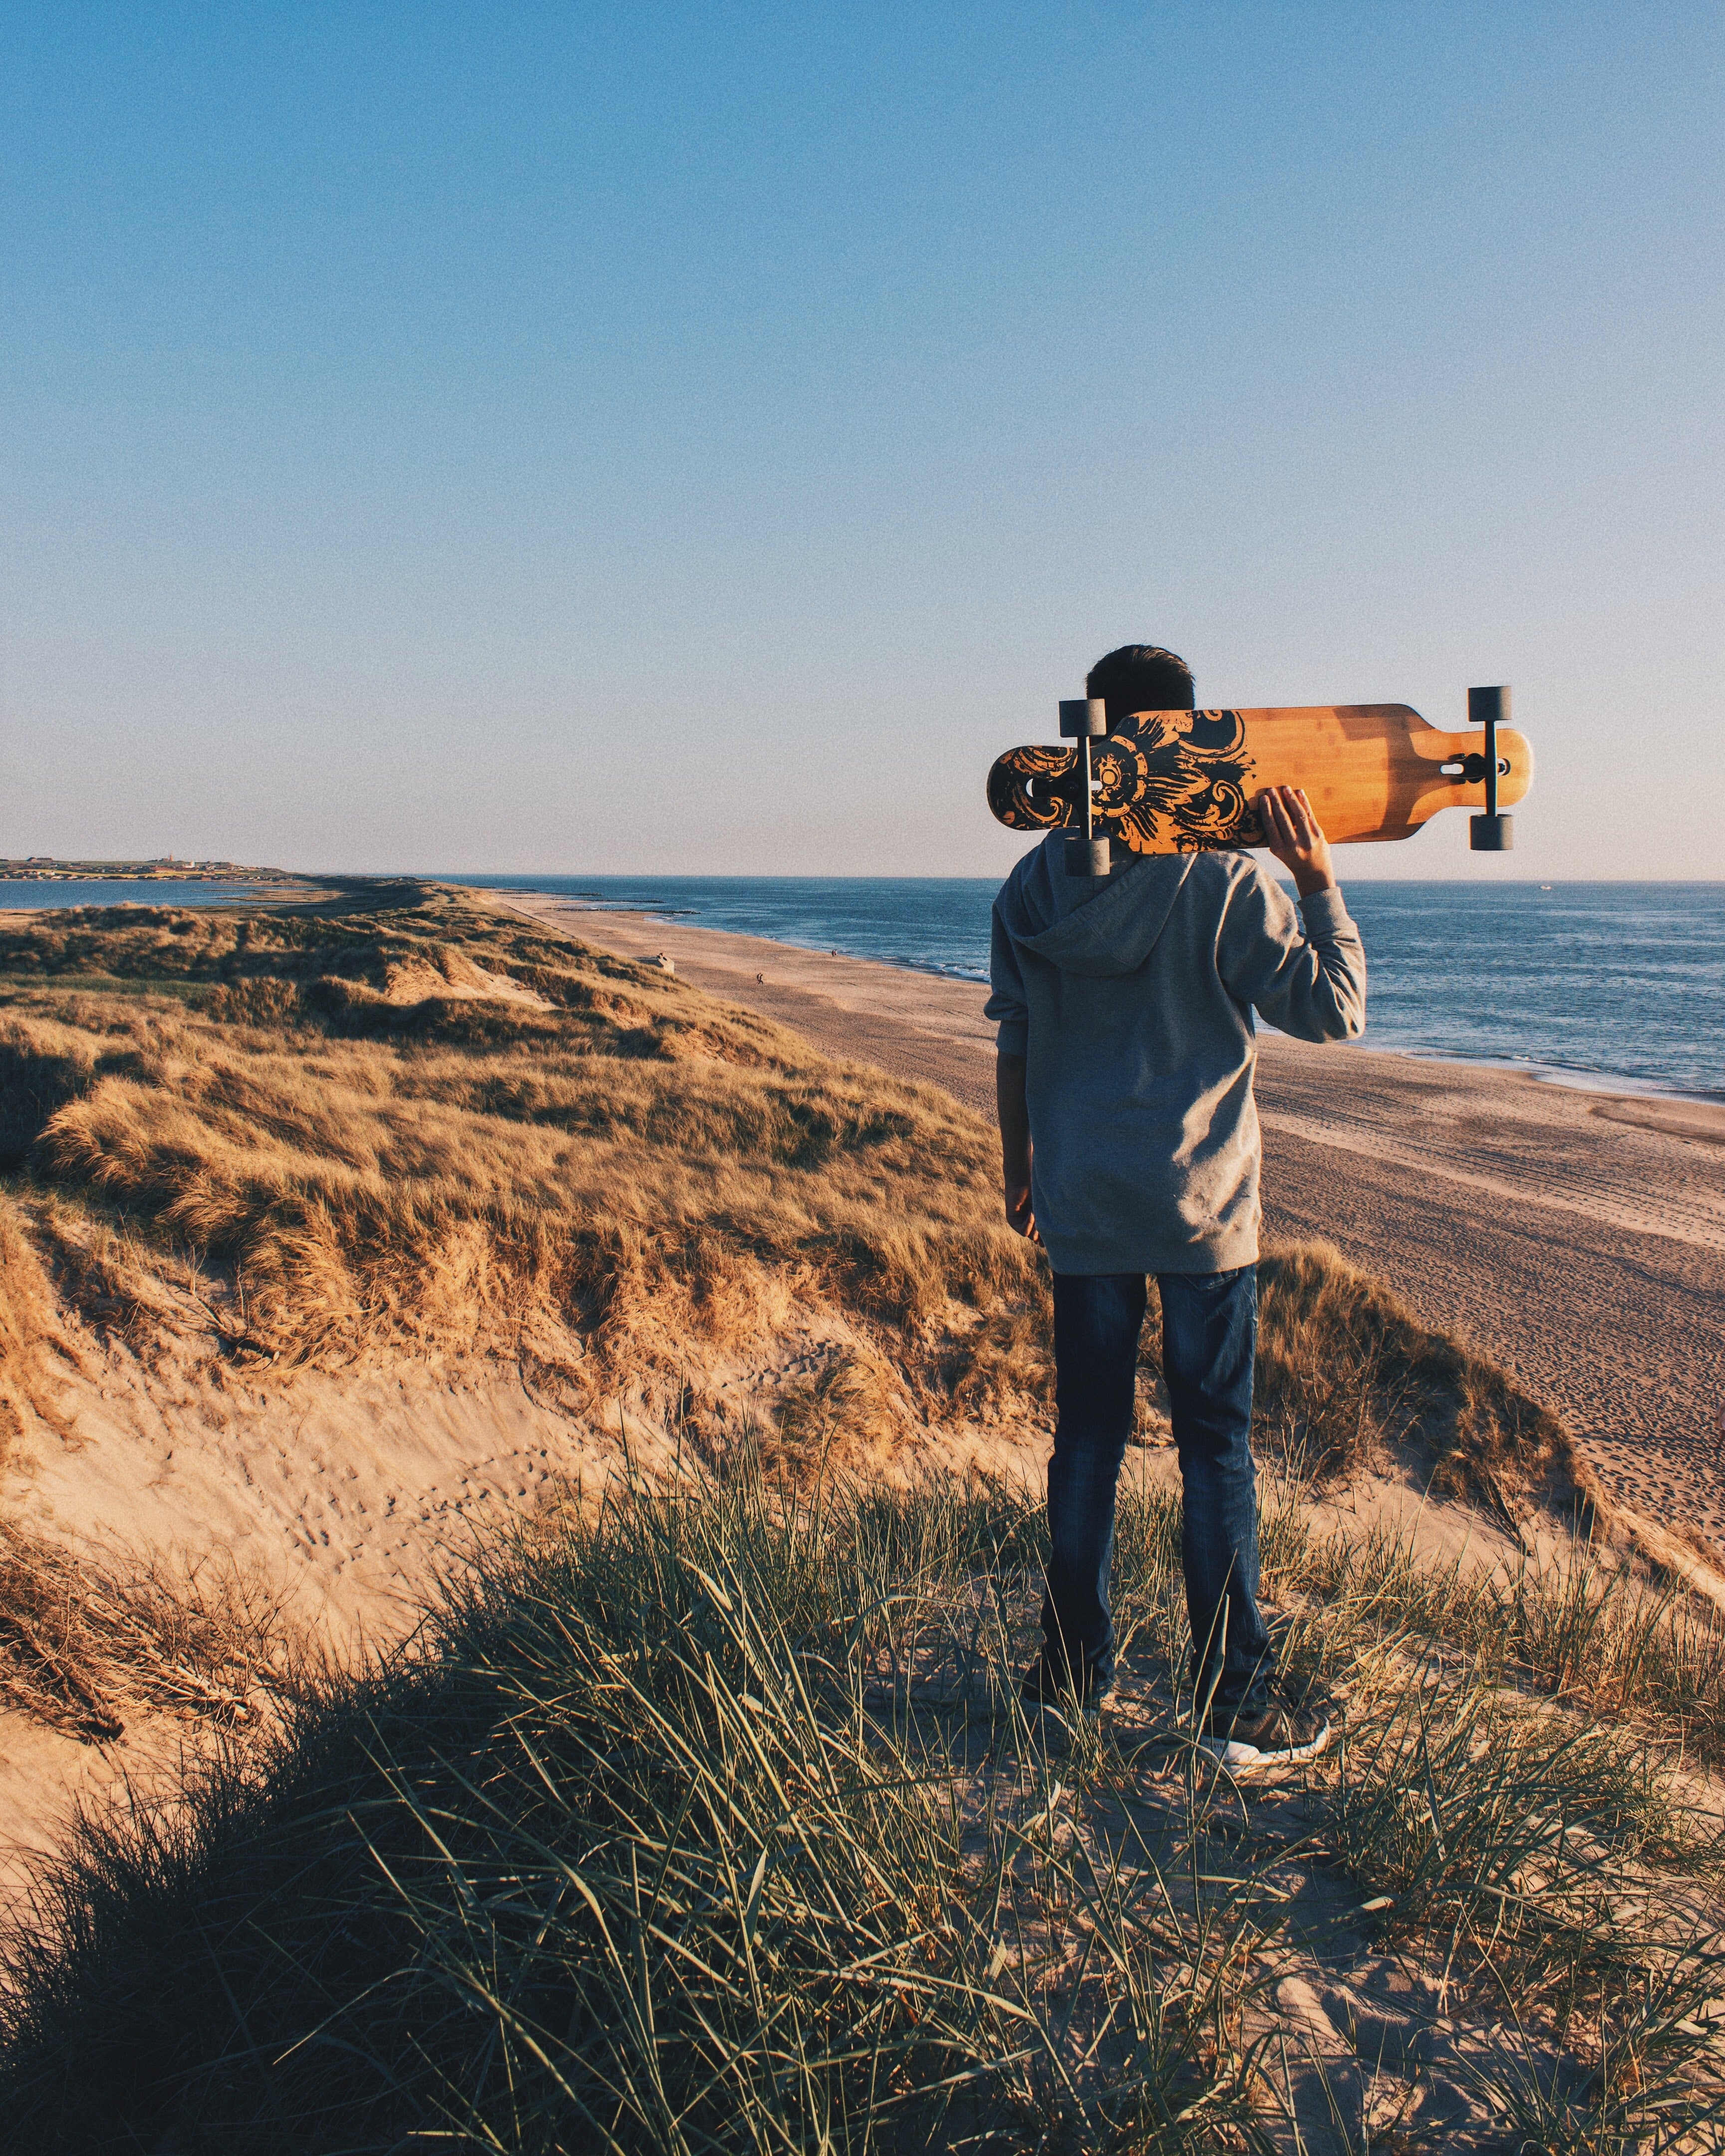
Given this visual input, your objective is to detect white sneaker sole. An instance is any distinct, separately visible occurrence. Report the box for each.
[1200,1717,1332,1771]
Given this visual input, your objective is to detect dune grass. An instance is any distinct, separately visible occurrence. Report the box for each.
[0,884,1588,1512]
[1289,1513,1725,1765]
[1252,1242,1578,1513]
[2,884,1723,2147]
[0,1198,76,1469]
[0,1519,309,1744]
[0,881,1654,1777]
[0,885,1035,1428]
[1,1460,1721,2154]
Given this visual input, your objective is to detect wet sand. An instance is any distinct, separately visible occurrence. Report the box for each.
[495,891,1725,1554]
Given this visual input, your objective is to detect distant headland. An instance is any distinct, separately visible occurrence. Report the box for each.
[0,856,304,885]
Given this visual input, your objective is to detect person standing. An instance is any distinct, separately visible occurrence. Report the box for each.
[986,644,1367,1767]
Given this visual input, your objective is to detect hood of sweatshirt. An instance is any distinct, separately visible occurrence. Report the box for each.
[996,836,1197,980]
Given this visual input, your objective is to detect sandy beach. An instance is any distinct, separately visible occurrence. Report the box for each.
[497,889,1725,1556]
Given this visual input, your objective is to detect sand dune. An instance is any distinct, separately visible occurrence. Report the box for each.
[2,885,1716,1900]
[5,884,1722,2154]
[496,889,1725,1557]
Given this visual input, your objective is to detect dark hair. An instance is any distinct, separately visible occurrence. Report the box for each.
[1085,644,1195,722]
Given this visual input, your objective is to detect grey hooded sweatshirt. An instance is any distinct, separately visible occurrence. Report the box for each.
[985,839,1366,1276]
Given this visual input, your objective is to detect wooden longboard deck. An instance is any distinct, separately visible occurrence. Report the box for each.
[986,705,1532,853]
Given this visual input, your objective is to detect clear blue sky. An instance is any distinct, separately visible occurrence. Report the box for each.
[3,3,1720,879]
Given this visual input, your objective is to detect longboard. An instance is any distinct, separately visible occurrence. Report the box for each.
[987,703,1532,855]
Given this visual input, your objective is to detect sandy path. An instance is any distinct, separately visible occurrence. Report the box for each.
[497,891,1725,1551]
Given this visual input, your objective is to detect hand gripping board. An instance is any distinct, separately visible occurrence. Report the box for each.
[986,704,1533,855]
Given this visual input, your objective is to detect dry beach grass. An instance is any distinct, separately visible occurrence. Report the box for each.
[2,1461,1724,2153]
[515,888,1725,1563]
[1,883,1722,2150]
[0,1199,76,1467]
[0,883,1033,1422]
[0,883,1581,1500]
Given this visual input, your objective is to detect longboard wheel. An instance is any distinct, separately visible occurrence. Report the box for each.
[1470,814,1514,852]
[1064,835,1113,877]
[1058,697,1109,738]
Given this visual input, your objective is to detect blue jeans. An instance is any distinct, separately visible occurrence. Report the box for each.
[1043,1266,1272,1716]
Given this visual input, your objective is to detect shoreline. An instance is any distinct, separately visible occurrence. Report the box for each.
[527,891,1725,1123]
[488,886,1725,1212]
[491,885,1725,1557]
[7,874,1716,1113]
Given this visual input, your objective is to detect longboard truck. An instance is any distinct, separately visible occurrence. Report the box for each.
[1467,685,1513,852]
[1057,696,1114,878]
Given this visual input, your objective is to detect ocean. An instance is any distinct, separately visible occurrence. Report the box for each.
[444,875,1725,1103]
[4,873,1718,1102]
[0,879,271,909]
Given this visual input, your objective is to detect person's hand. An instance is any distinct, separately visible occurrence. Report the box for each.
[996,1053,1040,1244]
[1257,786,1337,897]
[1005,1182,1040,1244]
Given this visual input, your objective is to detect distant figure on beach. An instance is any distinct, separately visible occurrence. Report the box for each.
[986,642,1367,1770]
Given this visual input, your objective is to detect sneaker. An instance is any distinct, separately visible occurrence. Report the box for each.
[1020,1654,1113,1723]
[1200,1700,1331,1771]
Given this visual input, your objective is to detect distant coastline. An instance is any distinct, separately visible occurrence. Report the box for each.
[451,874,1725,1108]
[526,889,1725,1106]
[0,856,303,886]
[2,868,1719,1107]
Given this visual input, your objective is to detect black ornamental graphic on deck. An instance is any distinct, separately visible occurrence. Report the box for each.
[987,709,1262,852]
